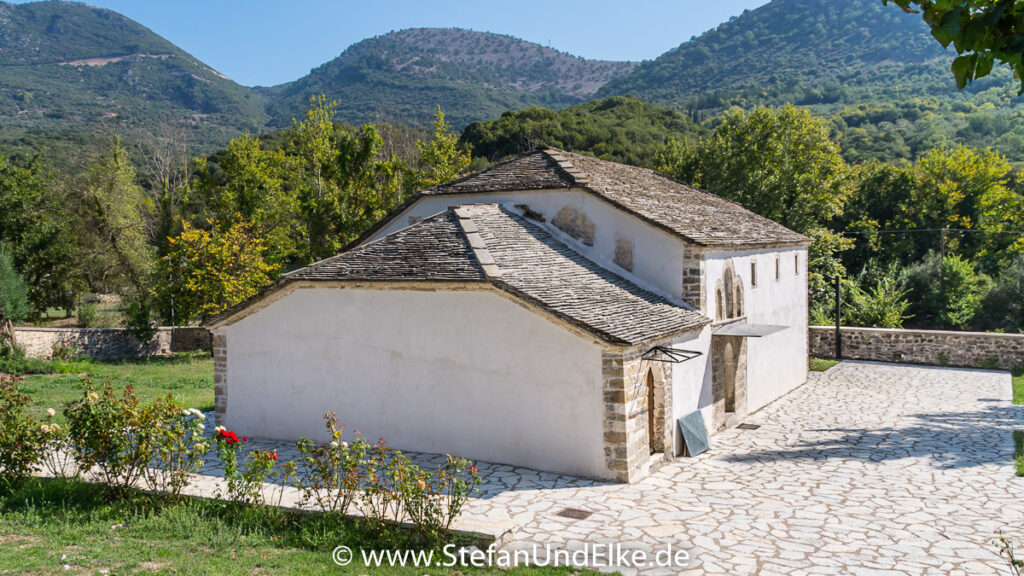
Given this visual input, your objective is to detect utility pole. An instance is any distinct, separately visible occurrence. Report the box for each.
[834,274,842,360]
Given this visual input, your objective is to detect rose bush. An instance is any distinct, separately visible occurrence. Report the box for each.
[143,402,209,498]
[294,412,368,515]
[214,426,281,505]
[0,375,44,484]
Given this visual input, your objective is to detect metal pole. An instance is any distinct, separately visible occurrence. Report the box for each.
[834,274,842,360]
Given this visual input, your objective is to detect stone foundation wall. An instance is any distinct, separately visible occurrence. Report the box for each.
[11,326,211,360]
[809,326,1024,371]
[213,333,227,425]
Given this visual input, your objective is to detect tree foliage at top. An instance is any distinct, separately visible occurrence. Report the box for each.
[885,0,1024,91]
[659,105,850,234]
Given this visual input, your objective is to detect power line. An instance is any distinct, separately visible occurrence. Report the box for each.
[843,228,1024,235]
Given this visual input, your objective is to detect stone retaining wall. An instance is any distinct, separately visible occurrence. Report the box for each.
[11,326,211,360]
[809,326,1024,371]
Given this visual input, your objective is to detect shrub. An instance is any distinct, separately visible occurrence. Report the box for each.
[63,381,175,493]
[358,439,411,527]
[0,330,24,362]
[39,407,76,478]
[213,426,279,505]
[402,455,481,544]
[294,412,368,515]
[76,302,98,328]
[0,375,44,484]
[125,296,158,345]
[979,256,1024,332]
[843,263,913,328]
[51,338,83,361]
[142,400,209,498]
[904,252,992,329]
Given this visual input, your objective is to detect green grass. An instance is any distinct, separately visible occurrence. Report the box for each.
[809,357,840,372]
[0,478,594,575]
[11,354,214,421]
[1013,368,1023,405]
[1015,431,1024,478]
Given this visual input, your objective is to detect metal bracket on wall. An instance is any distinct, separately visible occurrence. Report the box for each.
[641,346,702,364]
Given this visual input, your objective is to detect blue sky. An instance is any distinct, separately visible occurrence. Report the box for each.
[12,0,769,87]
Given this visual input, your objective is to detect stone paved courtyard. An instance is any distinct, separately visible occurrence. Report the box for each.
[188,361,1023,575]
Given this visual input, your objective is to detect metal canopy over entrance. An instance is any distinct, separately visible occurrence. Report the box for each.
[712,323,787,338]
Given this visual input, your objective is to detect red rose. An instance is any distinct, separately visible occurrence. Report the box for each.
[242,436,248,442]
[270,452,278,461]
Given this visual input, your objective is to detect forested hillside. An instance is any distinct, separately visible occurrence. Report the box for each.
[261,28,636,129]
[599,0,1024,163]
[459,96,702,167]
[0,1,266,159]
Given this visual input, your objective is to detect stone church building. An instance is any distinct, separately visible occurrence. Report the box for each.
[206,148,809,482]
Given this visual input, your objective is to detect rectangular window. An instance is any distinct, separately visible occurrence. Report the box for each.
[750,261,757,287]
[775,257,781,281]
[795,254,800,275]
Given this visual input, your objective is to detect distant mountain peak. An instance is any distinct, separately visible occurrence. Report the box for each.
[263,27,637,129]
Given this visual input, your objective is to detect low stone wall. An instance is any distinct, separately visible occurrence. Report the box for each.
[11,326,211,360]
[809,326,1024,371]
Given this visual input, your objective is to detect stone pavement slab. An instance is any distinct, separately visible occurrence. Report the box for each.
[175,361,1023,574]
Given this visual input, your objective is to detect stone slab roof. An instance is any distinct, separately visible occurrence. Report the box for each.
[465,204,709,345]
[285,210,487,282]
[376,147,807,248]
[219,204,709,346]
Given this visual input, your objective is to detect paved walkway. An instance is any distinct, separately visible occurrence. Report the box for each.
[185,361,1022,575]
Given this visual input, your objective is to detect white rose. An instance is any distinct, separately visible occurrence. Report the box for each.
[214,426,225,433]
[47,408,56,417]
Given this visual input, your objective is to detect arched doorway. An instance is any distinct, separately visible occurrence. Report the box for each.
[723,341,737,414]
[646,368,656,454]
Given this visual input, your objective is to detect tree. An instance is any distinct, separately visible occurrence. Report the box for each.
[0,249,30,323]
[72,138,156,296]
[416,105,471,189]
[190,133,299,265]
[0,154,82,314]
[155,221,276,324]
[885,0,1024,91]
[660,105,854,309]
[660,105,851,233]
[287,96,405,262]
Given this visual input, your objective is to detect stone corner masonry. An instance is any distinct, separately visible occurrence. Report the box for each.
[601,346,674,483]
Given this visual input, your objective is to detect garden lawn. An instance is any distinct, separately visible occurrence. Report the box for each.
[13,354,213,421]
[0,479,596,576]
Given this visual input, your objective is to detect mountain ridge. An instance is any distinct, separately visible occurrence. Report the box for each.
[260,27,637,129]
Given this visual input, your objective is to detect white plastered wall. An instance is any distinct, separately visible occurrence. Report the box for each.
[367,190,686,301]
[669,326,714,453]
[703,247,809,413]
[223,287,611,479]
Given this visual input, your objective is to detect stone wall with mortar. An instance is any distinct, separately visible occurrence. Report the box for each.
[11,326,211,360]
[213,332,227,425]
[809,326,1024,371]
[602,349,673,483]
